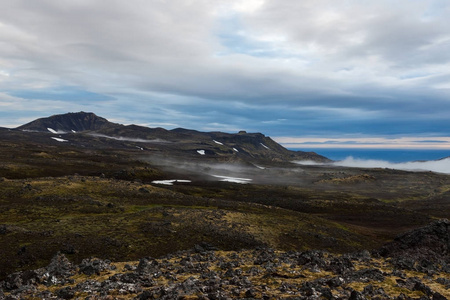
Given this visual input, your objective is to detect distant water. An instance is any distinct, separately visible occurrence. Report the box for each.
[294,148,450,163]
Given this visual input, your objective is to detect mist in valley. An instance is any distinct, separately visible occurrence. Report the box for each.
[142,155,310,186]
[295,157,450,174]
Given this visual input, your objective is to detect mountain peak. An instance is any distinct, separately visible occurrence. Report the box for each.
[17,111,115,132]
[14,111,330,162]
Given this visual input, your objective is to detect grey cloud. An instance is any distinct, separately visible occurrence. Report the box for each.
[0,0,449,137]
[247,1,450,65]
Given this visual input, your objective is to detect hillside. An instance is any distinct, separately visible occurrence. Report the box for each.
[14,112,329,163]
[1,112,449,299]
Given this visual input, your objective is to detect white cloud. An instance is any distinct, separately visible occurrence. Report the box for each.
[1,1,448,97]
[0,0,449,137]
[333,157,450,174]
[294,157,450,174]
[230,0,264,13]
[275,136,450,149]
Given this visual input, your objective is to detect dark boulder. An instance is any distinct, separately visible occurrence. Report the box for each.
[326,256,354,275]
[46,252,75,279]
[78,258,114,276]
[56,286,74,299]
[379,219,449,262]
[194,242,218,253]
[433,292,448,300]
[349,290,367,300]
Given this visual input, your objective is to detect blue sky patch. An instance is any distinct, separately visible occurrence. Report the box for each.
[9,87,115,102]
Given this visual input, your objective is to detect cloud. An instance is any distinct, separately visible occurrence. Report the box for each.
[333,157,450,174]
[294,157,450,174]
[274,136,450,149]
[88,133,170,144]
[0,0,449,138]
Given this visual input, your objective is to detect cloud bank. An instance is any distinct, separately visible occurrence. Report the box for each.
[0,0,449,140]
[275,137,450,149]
[334,157,450,174]
[295,157,450,174]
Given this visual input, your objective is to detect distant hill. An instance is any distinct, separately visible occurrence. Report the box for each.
[17,111,114,132]
[14,111,330,163]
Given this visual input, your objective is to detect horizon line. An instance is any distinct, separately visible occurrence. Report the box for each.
[274,136,450,150]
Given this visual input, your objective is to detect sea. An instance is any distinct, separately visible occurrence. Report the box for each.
[295,148,450,163]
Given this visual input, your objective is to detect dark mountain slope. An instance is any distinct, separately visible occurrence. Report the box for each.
[17,111,114,132]
[379,218,450,261]
[13,112,330,162]
[95,124,173,140]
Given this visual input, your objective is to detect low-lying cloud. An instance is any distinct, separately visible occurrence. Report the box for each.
[142,155,294,185]
[334,157,450,174]
[275,136,450,149]
[295,157,450,174]
[88,133,169,144]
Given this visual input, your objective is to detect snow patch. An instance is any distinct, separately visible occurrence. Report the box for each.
[51,137,68,142]
[71,130,76,133]
[254,164,266,170]
[151,179,192,185]
[260,143,270,150]
[197,150,206,155]
[47,128,67,134]
[233,148,239,152]
[213,140,224,145]
[211,175,252,184]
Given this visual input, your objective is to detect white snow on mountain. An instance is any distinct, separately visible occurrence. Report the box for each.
[51,137,68,142]
[151,179,192,185]
[260,143,270,150]
[211,175,252,184]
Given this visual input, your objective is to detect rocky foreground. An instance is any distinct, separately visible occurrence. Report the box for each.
[1,220,449,300]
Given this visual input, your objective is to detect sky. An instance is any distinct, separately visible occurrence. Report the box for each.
[0,0,450,149]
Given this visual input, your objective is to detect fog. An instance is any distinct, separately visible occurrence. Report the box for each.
[295,157,450,174]
[145,156,257,179]
[142,155,307,185]
[89,133,169,144]
[334,157,450,174]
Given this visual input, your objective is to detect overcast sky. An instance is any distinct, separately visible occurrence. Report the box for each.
[1,0,449,149]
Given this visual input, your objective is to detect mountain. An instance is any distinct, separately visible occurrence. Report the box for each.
[2,112,449,294]
[14,112,330,163]
[17,111,114,132]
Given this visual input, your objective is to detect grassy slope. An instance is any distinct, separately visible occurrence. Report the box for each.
[0,131,449,279]
[0,176,375,279]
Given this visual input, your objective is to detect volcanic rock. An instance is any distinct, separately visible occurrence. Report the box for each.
[379,219,450,262]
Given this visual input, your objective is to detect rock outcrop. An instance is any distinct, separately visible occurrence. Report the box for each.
[379,219,449,262]
[1,220,449,299]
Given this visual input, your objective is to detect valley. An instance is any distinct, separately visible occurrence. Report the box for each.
[0,112,449,299]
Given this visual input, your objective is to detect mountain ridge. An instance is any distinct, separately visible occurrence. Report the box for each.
[14,111,330,163]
